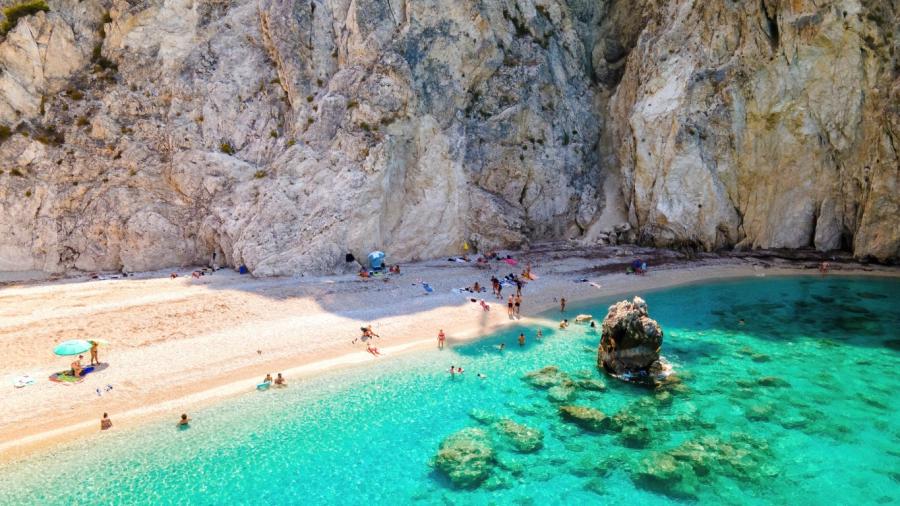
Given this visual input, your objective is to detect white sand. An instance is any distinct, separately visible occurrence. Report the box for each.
[0,248,894,461]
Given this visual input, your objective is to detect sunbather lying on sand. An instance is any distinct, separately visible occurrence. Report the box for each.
[366,343,381,356]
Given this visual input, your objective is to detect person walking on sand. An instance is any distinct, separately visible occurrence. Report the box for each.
[514,294,522,317]
[560,297,567,313]
[507,295,514,317]
[89,340,100,365]
[438,329,446,350]
[100,412,112,431]
[515,279,523,297]
[518,332,526,346]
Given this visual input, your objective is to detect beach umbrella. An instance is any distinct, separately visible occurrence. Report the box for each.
[53,339,92,356]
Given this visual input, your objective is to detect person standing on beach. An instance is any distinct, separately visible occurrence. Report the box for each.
[514,294,522,317]
[507,295,514,317]
[89,341,100,365]
[100,413,112,430]
[560,297,567,313]
[438,329,446,350]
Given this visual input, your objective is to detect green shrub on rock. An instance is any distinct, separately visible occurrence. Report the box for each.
[0,0,49,37]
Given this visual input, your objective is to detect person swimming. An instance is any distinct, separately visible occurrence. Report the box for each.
[274,373,286,387]
[178,413,191,428]
[264,373,273,384]
[477,373,487,379]
[536,329,543,339]
[495,343,506,352]
[518,332,526,346]
[559,319,569,329]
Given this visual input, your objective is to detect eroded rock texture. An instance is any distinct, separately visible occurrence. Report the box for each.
[598,296,664,380]
[0,0,897,274]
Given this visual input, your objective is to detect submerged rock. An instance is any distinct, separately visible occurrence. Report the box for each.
[576,378,608,392]
[433,428,495,489]
[757,376,791,388]
[492,419,544,453]
[523,366,572,388]
[548,384,576,403]
[598,297,666,384]
[634,434,775,499]
[559,405,611,432]
[468,409,500,425]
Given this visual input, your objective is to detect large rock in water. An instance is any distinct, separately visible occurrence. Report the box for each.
[598,297,664,382]
[433,428,495,489]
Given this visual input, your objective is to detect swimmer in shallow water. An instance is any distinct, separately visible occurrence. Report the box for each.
[477,373,487,379]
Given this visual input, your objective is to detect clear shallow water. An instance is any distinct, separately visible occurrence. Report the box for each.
[1,276,898,505]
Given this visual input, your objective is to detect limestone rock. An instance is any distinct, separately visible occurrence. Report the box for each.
[0,0,897,275]
[523,365,572,389]
[433,427,495,489]
[634,434,775,499]
[492,419,543,453]
[598,297,665,382]
[559,405,610,432]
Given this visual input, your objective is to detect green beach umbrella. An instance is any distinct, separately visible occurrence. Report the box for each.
[53,339,92,356]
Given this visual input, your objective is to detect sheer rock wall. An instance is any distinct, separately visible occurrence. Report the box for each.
[0,0,896,275]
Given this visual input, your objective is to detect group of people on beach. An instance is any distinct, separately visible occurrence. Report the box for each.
[262,373,288,387]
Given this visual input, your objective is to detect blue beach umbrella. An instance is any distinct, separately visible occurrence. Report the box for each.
[53,340,92,356]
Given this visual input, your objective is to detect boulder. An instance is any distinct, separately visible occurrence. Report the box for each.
[523,366,571,388]
[634,434,774,499]
[559,405,611,432]
[492,419,544,453]
[433,428,495,488]
[598,297,665,383]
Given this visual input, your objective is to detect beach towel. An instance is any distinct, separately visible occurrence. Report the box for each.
[13,375,36,388]
[49,366,96,384]
[422,283,434,293]
[502,258,518,266]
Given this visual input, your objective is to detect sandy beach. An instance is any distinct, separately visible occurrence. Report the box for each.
[1,244,896,462]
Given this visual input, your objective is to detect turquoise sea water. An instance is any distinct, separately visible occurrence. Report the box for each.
[1,276,898,505]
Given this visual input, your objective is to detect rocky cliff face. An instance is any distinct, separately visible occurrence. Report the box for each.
[0,0,896,275]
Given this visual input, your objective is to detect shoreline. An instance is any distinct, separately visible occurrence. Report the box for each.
[1,249,897,464]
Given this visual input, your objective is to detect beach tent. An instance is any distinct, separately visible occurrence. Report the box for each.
[368,251,385,271]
